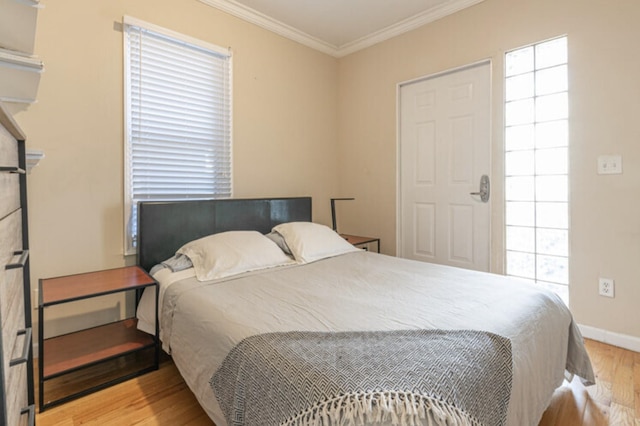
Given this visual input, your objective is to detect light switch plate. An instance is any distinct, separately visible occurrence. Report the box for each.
[597,155,622,175]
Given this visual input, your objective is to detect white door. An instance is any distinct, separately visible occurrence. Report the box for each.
[398,61,491,271]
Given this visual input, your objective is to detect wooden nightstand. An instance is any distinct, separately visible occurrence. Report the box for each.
[341,234,380,253]
[38,266,159,411]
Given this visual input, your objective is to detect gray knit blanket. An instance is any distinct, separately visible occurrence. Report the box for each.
[211,329,512,426]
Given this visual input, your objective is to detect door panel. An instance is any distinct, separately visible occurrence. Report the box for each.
[450,116,474,184]
[415,124,435,184]
[449,204,473,263]
[399,62,491,271]
[414,203,435,257]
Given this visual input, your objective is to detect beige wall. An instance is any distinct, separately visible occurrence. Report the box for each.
[10,0,339,336]
[337,0,640,338]
[10,0,640,342]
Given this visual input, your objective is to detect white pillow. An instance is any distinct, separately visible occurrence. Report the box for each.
[177,230,295,281]
[272,222,360,264]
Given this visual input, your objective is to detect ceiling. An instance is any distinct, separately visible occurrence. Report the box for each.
[199,0,485,57]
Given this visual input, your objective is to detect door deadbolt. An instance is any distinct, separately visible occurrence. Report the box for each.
[470,175,490,203]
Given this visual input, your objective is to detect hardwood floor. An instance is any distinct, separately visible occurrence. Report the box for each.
[538,339,640,426]
[35,339,639,425]
[36,355,214,426]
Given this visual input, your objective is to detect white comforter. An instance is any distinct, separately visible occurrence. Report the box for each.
[136,251,594,426]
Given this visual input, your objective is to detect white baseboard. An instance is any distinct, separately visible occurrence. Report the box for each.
[578,324,640,353]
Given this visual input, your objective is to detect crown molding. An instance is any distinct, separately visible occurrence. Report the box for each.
[335,0,486,57]
[198,0,338,56]
[199,0,485,58]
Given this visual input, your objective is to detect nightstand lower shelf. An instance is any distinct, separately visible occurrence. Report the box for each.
[40,318,157,410]
[40,347,157,410]
[43,318,154,378]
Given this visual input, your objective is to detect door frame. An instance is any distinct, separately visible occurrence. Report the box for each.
[395,59,493,263]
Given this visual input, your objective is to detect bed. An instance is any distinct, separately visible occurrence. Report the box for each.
[135,197,594,426]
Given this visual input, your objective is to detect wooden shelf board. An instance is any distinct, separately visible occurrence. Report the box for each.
[42,318,154,378]
[40,266,155,305]
[341,234,379,245]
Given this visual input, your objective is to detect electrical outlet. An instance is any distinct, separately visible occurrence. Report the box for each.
[598,278,614,298]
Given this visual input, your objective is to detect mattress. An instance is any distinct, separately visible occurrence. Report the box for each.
[136,250,594,426]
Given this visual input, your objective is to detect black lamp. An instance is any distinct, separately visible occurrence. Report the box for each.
[330,198,354,232]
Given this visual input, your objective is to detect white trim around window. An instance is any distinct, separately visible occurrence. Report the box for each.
[123,16,233,255]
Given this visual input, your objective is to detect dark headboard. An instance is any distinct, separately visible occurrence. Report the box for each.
[137,197,312,272]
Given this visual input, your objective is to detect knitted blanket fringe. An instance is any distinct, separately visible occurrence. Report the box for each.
[280,391,482,426]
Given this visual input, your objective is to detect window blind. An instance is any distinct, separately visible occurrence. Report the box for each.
[123,17,232,254]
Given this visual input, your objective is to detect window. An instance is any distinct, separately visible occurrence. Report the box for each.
[504,37,569,304]
[123,17,232,254]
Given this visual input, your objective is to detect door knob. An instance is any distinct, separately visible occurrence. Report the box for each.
[470,175,490,203]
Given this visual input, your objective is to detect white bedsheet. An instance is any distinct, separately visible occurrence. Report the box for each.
[136,251,594,426]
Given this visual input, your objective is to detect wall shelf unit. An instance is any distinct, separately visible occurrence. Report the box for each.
[0,0,44,104]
